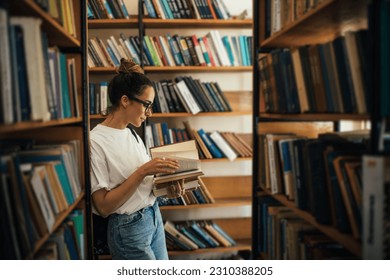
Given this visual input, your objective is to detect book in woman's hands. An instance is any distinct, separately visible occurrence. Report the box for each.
[150,140,204,197]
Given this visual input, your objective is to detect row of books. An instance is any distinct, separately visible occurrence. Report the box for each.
[255,195,356,260]
[164,220,236,251]
[152,77,231,114]
[265,0,326,38]
[87,0,130,19]
[158,177,215,206]
[0,12,80,124]
[88,31,253,68]
[34,210,85,260]
[0,140,82,259]
[258,30,369,114]
[143,0,232,20]
[89,76,232,115]
[34,0,78,37]
[259,130,369,241]
[145,121,252,160]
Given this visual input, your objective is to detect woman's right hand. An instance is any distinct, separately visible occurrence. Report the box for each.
[140,157,180,176]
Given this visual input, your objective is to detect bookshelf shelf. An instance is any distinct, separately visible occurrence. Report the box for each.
[0,118,83,134]
[143,18,253,29]
[258,113,370,122]
[160,198,252,211]
[88,18,253,29]
[168,238,251,256]
[88,17,139,28]
[262,189,361,257]
[89,66,252,73]
[10,0,81,47]
[201,157,252,163]
[259,0,367,48]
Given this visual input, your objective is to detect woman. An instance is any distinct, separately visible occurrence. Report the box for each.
[90,59,180,260]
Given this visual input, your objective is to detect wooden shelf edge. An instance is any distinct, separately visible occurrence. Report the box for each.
[0,117,83,134]
[89,66,253,73]
[260,189,361,257]
[160,198,252,210]
[168,238,251,256]
[258,113,370,122]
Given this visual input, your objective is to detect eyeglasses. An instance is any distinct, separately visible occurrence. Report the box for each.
[128,96,153,114]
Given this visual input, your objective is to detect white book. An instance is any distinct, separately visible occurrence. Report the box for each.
[106,38,122,64]
[110,35,128,60]
[0,8,13,124]
[144,124,154,154]
[205,33,221,66]
[30,166,56,233]
[159,36,176,66]
[199,38,212,66]
[227,36,240,66]
[209,131,237,161]
[175,80,202,115]
[209,30,231,66]
[11,17,50,121]
[100,82,108,115]
[189,0,201,19]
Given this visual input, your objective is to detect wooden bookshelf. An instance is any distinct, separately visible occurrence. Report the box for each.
[252,0,370,259]
[1,0,90,260]
[88,17,139,29]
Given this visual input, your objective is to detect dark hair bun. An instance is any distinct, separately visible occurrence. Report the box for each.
[117,58,144,74]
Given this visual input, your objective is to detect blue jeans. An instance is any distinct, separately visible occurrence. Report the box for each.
[107,201,169,260]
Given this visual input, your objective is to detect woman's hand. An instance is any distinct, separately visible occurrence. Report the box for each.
[140,157,180,176]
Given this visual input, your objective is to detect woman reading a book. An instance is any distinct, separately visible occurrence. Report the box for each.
[90,58,180,260]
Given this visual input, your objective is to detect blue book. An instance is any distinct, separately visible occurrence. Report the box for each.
[118,0,129,18]
[197,129,223,158]
[103,0,115,19]
[54,162,75,205]
[160,0,174,19]
[222,36,235,66]
[167,34,184,66]
[333,36,356,113]
[89,83,95,115]
[178,224,207,248]
[12,25,30,121]
[160,122,171,145]
[62,222,80,259]
[144,0,157,18]
[87,3,94,19]
[142,38,155,66]
[239,35,247,66]
[318,44,335,112]
[59,53,72,118]
[189,222,218,247]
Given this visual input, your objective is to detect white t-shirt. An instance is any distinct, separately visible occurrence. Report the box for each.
[90,124,155,215]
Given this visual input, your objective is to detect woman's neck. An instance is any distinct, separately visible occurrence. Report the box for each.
[101,113,127,129]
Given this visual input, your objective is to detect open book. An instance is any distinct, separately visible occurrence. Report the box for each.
[150,140,204,197]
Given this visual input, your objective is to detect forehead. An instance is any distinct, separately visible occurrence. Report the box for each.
[139,86,155,101]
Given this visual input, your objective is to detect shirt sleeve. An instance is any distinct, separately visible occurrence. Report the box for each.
[90,139,110,194]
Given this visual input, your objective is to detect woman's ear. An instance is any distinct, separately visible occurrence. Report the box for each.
[120,95,129,108]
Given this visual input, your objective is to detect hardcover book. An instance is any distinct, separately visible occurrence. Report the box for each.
[150,140,204,197]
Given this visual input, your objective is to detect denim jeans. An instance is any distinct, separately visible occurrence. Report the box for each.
[107,200,169,260]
